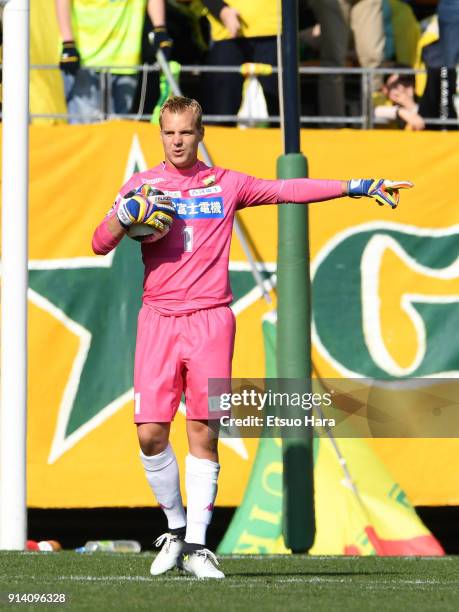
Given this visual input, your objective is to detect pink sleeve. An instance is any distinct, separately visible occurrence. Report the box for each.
[277,178,344,203]
[235,173,344,208]
[92,214,123,255]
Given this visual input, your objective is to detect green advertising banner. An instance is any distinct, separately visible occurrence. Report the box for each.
[2,122,456,512]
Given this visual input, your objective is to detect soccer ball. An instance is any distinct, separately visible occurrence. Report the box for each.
[127,222,165,244]
[126,187,172,244]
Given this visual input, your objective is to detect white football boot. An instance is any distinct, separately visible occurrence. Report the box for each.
[180,548,225,579]
[150,533,184,576]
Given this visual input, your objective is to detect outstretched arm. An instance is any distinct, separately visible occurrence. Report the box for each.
[236,174,413,210]
[276,178,347,205]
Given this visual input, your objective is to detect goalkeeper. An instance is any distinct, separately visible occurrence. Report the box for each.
[92,96,412,579]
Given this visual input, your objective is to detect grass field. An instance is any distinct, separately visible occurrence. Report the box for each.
[0,553,457,611]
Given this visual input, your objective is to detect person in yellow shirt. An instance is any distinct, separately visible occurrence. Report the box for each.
[201,0,280,124]
[55,0,172,123]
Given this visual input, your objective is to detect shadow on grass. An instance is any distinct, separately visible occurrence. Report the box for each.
[227,570,403,578]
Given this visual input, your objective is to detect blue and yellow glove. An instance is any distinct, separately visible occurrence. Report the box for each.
[117,186,176,233]
[348,179,414,209]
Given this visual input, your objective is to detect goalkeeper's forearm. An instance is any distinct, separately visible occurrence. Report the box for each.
[92,211,125,256]
[276,179,348,203]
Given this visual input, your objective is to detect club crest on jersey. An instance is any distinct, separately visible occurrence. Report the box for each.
[202,174,216,186]
[189,185,222,196]
[174,197,224,219]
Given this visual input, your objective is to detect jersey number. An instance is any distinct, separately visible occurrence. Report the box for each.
[183,226,193,252]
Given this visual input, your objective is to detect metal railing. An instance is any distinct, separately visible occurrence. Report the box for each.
[21,64,459,129]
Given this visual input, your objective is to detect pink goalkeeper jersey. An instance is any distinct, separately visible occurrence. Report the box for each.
[92,160,343,315]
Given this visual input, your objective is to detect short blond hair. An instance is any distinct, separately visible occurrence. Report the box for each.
[159,96,203,130]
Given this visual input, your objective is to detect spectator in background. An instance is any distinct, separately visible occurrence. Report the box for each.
[419,66,458,128]
[374,67,425,130]
[413,9,458,129]
[438,0,459,67]
[309,0,385,125]
[435,0,459,123]
[55,0,172,123]
[414,13,441,99]
[201,0,279,125]
[164,1,209,63]
[386,0,420,68]
[132,0,209,119]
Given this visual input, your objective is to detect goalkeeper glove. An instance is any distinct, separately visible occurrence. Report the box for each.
[117,186,176,233]
[348,179,413,209]
[60,41,81,76]
[149,27,173,61]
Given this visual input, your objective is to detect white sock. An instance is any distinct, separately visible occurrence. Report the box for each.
[140,444,186,531]
[185,454,220,546]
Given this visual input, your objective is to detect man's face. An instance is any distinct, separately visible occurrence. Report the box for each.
[160,109,204,169]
